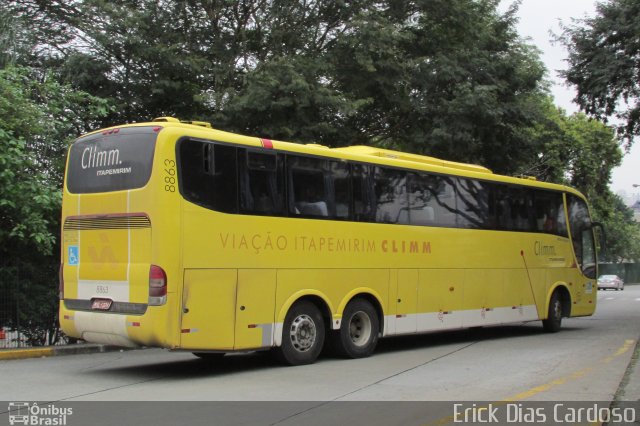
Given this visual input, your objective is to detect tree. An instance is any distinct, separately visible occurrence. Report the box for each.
[593,193,640,262]
[519,99,639,262]
[8,0,549,177]
[561,115,640,262]
[0,4,33,67]
[562,0,640,144]
[0,64,109,345]
[1,5,112,345]
[329,0,548,175]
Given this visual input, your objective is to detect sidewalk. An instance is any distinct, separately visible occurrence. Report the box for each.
[607,339,640,426]
[0,343,126,360]
[615,338,640,401]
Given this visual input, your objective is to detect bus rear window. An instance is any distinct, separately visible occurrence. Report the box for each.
[66,127,158,194]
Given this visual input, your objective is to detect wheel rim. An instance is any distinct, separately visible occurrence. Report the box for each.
[348,311,372,347]
[289,314,317,352]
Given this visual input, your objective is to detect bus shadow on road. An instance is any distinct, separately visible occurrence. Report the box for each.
[373,322,585,355]
[87,322,587,380]
[89,349,283,380]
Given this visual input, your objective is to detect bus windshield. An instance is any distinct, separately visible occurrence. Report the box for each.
[66,126,158,193]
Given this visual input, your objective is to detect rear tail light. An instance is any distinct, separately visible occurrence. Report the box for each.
[59,263,64,299]
[149,265,167,306]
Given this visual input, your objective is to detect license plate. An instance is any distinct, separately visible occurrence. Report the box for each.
[91,299,113,310]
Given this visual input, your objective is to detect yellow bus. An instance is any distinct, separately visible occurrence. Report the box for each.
[59,117,599,365]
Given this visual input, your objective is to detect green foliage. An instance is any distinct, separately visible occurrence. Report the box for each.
[9,0,547,175]
[330,0,548,175]
[562,0,640,143]
[224,56,363,144]
[0,130,58,253]
[592,193,640,262]
[0,66,109,250]
[563,114,622,200]
[0,65,109,345]
[520,99,638,262]
[0,4,32,67]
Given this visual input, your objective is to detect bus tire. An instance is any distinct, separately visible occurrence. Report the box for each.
[334,299,379,358]
[542,291,563,333]
[276,301,325,366]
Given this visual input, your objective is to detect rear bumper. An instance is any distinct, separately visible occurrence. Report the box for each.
[59,298,175,348]
[60,308,139,347]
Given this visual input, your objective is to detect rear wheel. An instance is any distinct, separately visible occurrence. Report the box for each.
[333,299,379,358]
[276,301,325,366]
[542,291,563,333]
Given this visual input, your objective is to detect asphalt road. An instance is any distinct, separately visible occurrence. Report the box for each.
[1,286,638,405]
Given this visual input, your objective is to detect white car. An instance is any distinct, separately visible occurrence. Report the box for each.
[597,275,624,291]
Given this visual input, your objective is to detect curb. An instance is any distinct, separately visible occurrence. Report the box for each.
[0,344,128,361]
[0,347,54,361]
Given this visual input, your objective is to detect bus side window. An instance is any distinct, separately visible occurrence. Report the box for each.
[533,191,567,237]
[496,186,533,231]
[288,155,329,218]
[179,140,238,213]
[329,160,350,219]
[239,150,284,216]
[408,173,434,225]
[408,172,457,227]
[456,178,494,229]
[374,167,409,224]
[352,164,374,222]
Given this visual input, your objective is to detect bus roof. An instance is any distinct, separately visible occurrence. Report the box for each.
[334,146,493,175]
[82,117,585,199]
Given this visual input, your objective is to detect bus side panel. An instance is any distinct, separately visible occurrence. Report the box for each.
[395,269,418,334]
[180,269,236,350]
[417,269,464,331]
[462,269,505,326]
[234,269,277,350]
[503,269,537,319]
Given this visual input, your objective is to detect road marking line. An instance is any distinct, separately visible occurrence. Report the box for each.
[603,339,635,363]
[421,339,636,426]
[504,339,634,401]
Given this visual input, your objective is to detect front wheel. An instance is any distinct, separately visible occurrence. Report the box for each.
[275,301,325,366]
[542,291,563,333]
[333,299,380,358]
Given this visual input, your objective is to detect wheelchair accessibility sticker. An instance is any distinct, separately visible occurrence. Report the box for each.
[68,246,79,266]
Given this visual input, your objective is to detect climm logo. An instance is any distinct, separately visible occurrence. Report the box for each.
[534,241,556,256]
[81,146,122,169]
[381,239,431,254]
